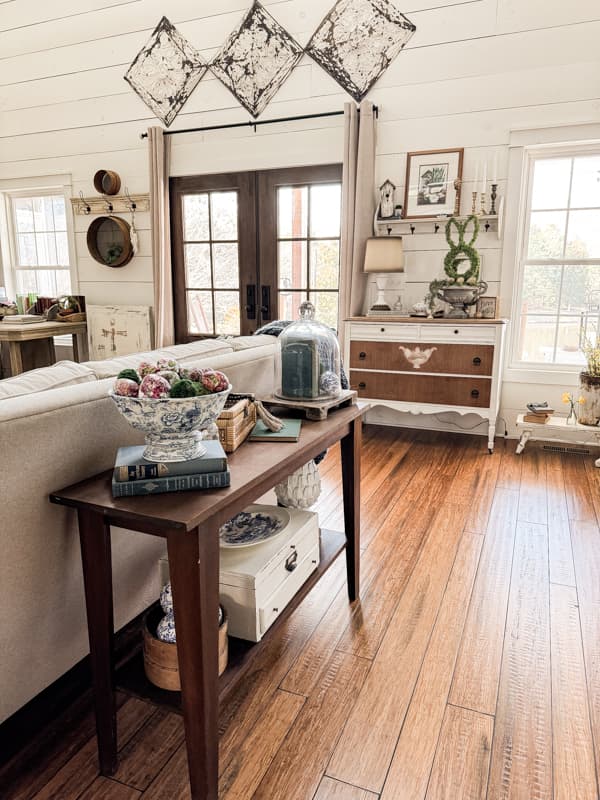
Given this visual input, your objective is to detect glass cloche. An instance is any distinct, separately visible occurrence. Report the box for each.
[276,302,342,401]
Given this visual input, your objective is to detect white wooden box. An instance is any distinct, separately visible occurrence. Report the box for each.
[219,506,320,642]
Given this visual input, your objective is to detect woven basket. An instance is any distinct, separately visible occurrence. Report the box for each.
[143,605,228,691]
[55,311,87,323]
[216,394,256,453]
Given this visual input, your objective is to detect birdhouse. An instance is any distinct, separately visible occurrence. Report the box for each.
[379,179,396,219]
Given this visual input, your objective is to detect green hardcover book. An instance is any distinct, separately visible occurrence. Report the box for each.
[248,418,302,442]
[113,440,227,482]
[112,470,231,497]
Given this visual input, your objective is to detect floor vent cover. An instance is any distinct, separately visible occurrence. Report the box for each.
[542,443,591,456]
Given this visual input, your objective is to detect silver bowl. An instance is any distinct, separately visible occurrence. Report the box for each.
[441,282,487,318]
[110,385,231,462]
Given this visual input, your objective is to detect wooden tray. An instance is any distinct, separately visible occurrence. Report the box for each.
[263,389,357,420]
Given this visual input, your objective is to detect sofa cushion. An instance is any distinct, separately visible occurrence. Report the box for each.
[225,335,278,351]
[84,340,234,379]
[0,361,96,399]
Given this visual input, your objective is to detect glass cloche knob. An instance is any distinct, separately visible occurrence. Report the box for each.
[299,301,315,319]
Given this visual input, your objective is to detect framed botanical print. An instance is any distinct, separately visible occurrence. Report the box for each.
[475,296,497,319]
[403,148,464,219]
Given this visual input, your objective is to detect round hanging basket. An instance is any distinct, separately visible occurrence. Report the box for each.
[93,169,121,195]
[87,215,134,268]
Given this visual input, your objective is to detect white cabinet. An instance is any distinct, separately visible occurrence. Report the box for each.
[344,317,507,452]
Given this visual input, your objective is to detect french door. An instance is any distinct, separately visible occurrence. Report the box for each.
[170,164,342,341]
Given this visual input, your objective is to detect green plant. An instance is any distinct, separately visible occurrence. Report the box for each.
[443,216,481,285]
[583,339,600,376]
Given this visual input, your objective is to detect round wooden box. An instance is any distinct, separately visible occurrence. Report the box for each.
[143,606,228,691]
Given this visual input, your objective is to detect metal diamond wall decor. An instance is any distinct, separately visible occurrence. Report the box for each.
[306,0,416,102]
[210,2,304,118]
[124,17,207,127]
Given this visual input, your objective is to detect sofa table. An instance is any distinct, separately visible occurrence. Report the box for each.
[516,412,600,466]
[0,319,88,375]
[49,404,365,800]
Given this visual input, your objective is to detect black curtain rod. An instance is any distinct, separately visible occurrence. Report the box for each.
[139,106,378,139]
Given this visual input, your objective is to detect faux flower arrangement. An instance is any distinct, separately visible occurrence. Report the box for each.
[562,391,585,422]
[583,339,600,377]
[113,357,229,399]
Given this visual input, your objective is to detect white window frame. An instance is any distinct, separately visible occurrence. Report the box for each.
[500,123,600,385]
[0,176,78,301]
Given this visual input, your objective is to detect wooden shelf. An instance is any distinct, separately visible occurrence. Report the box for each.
[374,201,504,240]
[116,528,347,712]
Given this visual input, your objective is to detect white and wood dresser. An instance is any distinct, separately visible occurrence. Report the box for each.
[344,317,508,452]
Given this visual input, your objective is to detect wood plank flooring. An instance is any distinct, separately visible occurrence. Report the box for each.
[2,426,600,800]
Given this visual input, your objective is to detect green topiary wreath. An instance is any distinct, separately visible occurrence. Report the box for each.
[443,215,481,285]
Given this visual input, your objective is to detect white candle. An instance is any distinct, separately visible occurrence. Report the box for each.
[474,161,479,189]
[492,152,498,184]
[481,161,487,194]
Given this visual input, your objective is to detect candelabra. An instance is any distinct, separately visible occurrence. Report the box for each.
[453,179,462,217]
[480,192,487,216]
[490,184,498,215]
[471,191,478,215]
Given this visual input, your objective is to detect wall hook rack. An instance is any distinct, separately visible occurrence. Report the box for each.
[70,193,149,216]
[124,187,137,212]
[78,191,91,215]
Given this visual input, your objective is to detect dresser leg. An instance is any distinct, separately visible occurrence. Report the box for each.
[167,523,220,800]
[487,420,496,454]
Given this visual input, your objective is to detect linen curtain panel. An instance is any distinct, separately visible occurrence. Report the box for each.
[338,100,377,349]
[148,126,175,347]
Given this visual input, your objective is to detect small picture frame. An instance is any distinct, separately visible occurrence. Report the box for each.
[476,296,497,319]
[403,148,464,219]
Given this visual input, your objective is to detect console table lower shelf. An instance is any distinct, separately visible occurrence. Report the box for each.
[49,404,364,800]
[516,413,600,466]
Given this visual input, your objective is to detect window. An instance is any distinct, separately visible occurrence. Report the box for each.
[516,150,600,367]
[171,165,342,341]
[7,192,72,297]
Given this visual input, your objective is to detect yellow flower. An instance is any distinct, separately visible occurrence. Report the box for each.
[562,392,571,404]
[578,396,586,404]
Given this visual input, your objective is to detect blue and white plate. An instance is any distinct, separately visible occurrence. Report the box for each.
[219,506,290,549]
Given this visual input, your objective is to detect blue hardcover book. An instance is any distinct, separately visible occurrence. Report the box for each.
[114,440,227,482]
[111,469,231,497]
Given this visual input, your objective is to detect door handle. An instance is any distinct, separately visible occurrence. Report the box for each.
[245,284,257,319]
[260,285,271,320]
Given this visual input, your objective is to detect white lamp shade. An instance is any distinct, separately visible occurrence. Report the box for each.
[363,237,404,273]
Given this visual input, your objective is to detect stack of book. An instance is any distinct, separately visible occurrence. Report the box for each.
[111,439,230,497]
[523,402,554,424]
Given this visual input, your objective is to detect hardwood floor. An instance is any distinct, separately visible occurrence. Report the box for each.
[3,425,600,800]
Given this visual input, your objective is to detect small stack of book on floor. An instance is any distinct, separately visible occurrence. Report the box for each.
[523,402,555,424]
[111,439,230,497]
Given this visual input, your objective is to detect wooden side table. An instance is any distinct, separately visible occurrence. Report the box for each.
[50,404,365,800]
[0,320,88,375]
[516,413,600,466]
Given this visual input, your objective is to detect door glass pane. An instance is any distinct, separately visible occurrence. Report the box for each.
[183,195,209,240]
[210,192,238,240]
[520,315,557,362]
[566,210,600,258]
[556,316,587,365]
[184,244,211,287]
[310,292,338,329]
[309,240,339,289]
[215,291,240,335]
[309,184,341,237]
[212,243,239,289]
[521,264,561,313]
[187,291,213,335]
[278,186,308,238]
[279,241,307,289]
[531,158,571,210]
[279,290,308,321]
[571,156,600,208]
[527,211,566,258]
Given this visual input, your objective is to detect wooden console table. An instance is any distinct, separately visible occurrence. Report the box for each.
[0,319,88,375]
[49,404,365,800]
[516,412,600,466]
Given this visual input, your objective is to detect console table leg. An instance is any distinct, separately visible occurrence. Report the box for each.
[341,417,361,602]
[167,524,220,800]
[516,430,532,455]
[78,509,117,775]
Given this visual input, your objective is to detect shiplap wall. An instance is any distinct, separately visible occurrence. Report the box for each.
[1,0,598,432]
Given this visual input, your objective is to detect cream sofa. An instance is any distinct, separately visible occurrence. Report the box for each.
[0,335,277,724]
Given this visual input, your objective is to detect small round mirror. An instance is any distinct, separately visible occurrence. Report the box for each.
[86,216,133,268]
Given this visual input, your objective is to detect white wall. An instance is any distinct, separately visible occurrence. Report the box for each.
[1,0,598,433]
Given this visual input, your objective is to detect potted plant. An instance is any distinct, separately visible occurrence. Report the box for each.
[578,340,600,425]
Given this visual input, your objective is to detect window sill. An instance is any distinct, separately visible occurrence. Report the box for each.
[504,364,582,386]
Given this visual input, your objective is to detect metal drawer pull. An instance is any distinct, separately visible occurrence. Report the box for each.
[359,351,367,359]
[454,329,459,334]
[285,552,298,572]
[358,382,366,389]
[380,327,385,332]
[471,389,480,398]
[473,356,481,365]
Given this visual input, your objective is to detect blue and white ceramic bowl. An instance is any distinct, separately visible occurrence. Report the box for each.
[110,385,231,462]
[156,612,177,643]
[159,582,173,614]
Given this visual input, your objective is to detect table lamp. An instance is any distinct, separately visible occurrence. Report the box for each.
[363,236,405,312]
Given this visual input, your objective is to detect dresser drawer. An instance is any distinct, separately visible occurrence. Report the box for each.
[348,322,420,342]
[421,324,496,344]
[351,370,492,408]
[350,341,494,375]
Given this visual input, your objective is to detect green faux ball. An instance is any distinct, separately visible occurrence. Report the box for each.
[169,379,199,398]
[116,368,141,384]
[192,381,210,396]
